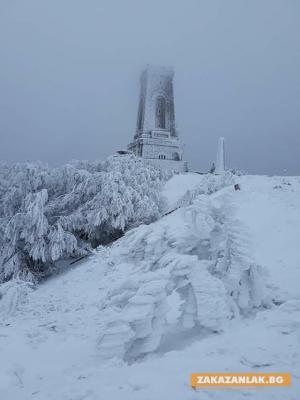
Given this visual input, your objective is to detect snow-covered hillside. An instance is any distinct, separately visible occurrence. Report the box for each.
[0,174,300,400]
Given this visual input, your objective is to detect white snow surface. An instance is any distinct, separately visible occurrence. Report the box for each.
[162,172,205,210]
[1,174,300,400]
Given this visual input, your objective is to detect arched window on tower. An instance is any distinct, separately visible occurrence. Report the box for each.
[172,152,181,161]
[155,96,166,129]
[137,97,144,130]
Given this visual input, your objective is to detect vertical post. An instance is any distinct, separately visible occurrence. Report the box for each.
[215,137,226,174]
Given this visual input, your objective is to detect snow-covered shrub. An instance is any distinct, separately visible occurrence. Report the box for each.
[0,155,170,283]
[175,171,235,209]
[98,193,268,361]
[229,168,244,176]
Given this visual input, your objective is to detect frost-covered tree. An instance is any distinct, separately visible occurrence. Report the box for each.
[0,155,171,283]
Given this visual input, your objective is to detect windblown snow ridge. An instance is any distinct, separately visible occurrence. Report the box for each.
[98,188,268,361]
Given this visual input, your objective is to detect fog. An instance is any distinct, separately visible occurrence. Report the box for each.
[0,0,299,174]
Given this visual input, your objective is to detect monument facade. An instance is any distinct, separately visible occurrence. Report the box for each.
[128,65,187,172]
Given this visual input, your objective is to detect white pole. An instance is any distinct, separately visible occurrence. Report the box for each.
[215,137,225,174]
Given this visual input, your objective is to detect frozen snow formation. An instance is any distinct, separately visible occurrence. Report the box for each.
[173,170,234,209]
[0,280,33,320]
[98,186,267,361]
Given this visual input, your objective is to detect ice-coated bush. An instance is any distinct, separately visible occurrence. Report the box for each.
[98,193,268,361]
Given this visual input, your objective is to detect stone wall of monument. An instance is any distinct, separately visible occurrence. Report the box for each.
[145,158,187,173]
[142,141,182,161]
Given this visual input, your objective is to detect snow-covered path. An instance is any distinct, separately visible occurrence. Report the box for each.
[235,176,300,302]
[0,174,300,400]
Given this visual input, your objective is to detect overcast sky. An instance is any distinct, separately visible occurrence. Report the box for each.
[0,0,299,174]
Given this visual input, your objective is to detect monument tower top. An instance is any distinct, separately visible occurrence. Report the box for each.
[128,65,187,172]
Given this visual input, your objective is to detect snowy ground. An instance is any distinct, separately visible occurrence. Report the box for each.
[1,174,300,400]
[162,172,205,210]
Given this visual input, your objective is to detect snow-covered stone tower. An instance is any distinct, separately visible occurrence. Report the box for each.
[128,65,187,172]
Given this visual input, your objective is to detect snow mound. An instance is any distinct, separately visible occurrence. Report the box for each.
[0,280,33,319]
[162,171,234,211]
[98,189,267,361]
